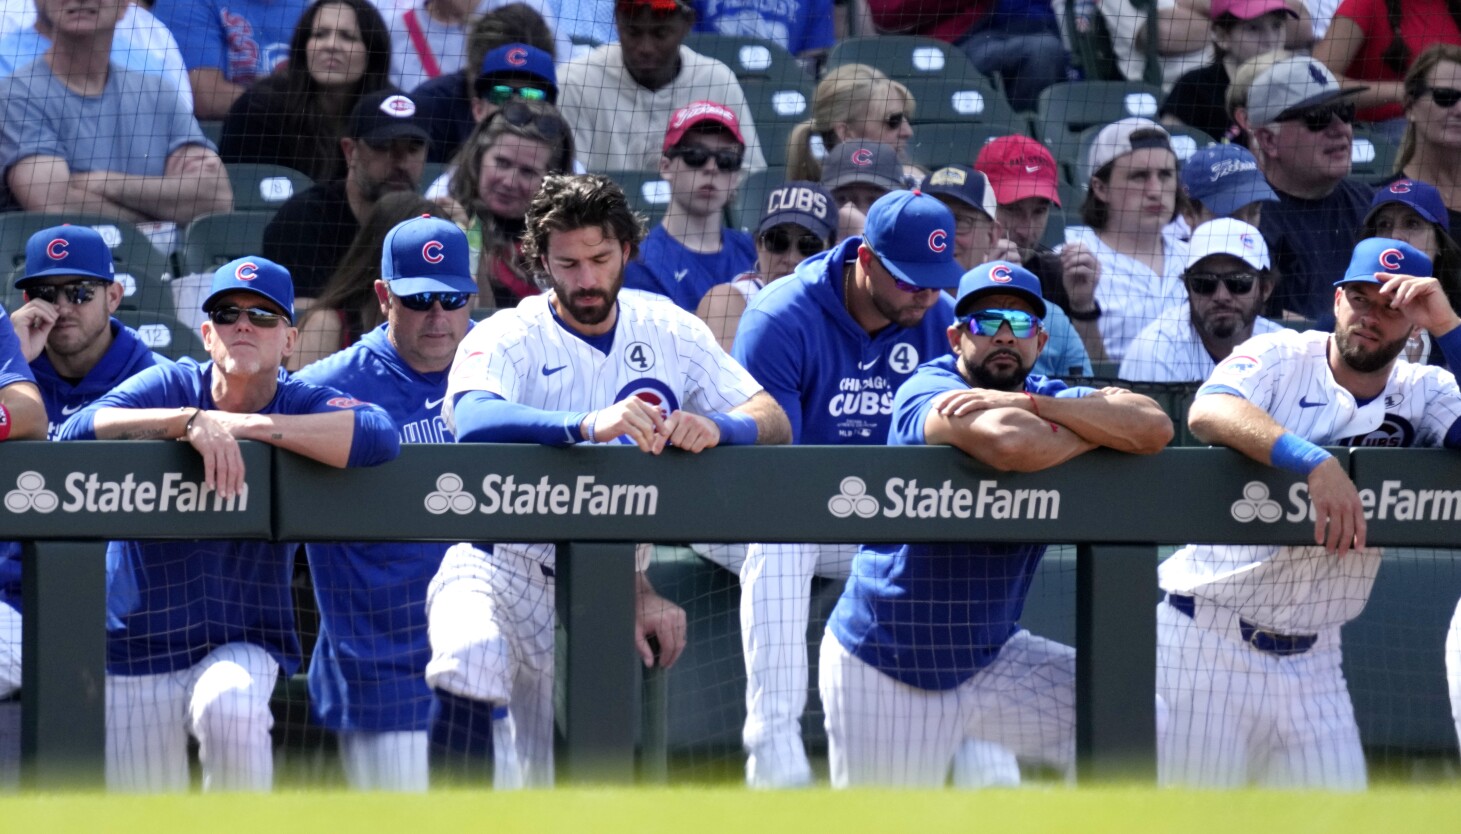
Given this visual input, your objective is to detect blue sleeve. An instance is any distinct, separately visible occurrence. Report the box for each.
[153,0,223,71]
[57,362,197,440]
[453,391,589,446]
[0,309,36,389]
[887,367,962,446]
[1436,326,1461,374]
[798,0,836,52]
[732,307,805,443]
[345,406,402,467]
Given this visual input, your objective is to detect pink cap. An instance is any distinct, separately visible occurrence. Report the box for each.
[1211,0,1298,21]
[973,135,1062,206]
[663,100,745,151]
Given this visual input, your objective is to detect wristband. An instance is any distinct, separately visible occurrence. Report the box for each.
[183,407,202,437]
[709,411,758,446]
[0,403,11,441]
[1066,302,1101,321]
[1271,431,1332,476]
[583,411,598,444]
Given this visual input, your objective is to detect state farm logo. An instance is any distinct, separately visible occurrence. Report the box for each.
[828,477,878,518]
[424,472,658,516]
[828,475,1060,520]
[1230,481,1283,523]
[5,471,58,513]
[425,473,476,515]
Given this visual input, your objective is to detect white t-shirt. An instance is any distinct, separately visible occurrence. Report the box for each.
[1065,224,1189,363]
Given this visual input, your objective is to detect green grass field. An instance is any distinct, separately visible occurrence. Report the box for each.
[4,787,1461,834]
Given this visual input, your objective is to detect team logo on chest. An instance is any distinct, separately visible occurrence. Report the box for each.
[613,379,681,422]
[1340,414,1415,447]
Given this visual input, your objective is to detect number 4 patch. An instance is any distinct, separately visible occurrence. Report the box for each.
[625,341,655,372]
[889,343,919,375]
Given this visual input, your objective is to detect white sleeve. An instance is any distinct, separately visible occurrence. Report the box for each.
[1196,332,1289,411]
[676,311,764,415]
[1417,369,1461,447]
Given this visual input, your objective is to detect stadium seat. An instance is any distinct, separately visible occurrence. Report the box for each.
[1351,126,1399,184]
[607,170,674,226]
[684,33,808,85]
[225,163,314,213]
[0,212,176,317]
[178,211,275,276]
[905,120,1026,171]
[739,77,817,169]
[728,166,789,233]
[826,35,989,85]
[1035,80,1164,175]
[901,74,1017,127]
[114,309,208,361]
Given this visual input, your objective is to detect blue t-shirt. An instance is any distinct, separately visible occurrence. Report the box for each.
[733,236,956,444]
[56,358,398,676]
[151,0,301,83]
[293,323,461,731]
[0,307,38,617]
[623,224,756,312]
[692,0,835,55]
[827,353,1091,691]
[0,29,191,105]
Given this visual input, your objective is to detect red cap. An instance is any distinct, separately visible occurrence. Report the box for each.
[973,135,1062,207]
[663,100,745,151]
[1211,0,1298,20]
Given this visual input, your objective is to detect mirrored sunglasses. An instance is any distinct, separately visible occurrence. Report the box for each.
[481,84,550,106]
[394,291,472,311]
[960,309,1042,338]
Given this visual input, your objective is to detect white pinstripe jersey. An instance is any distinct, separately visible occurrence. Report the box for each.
[1161,329,1461,631]
[443,288,764,567]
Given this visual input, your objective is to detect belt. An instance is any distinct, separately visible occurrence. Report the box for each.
[1167,594,1318,657]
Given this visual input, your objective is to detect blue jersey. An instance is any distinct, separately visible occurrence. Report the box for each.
[150,0,301,83]
[691,0,835,55]
[57,358,397,676]
[826,354,1092,690]
[0,307,36,615]
[294,323,462,731]
[623,224,756,312]
[732,236,956,444]
[32,318,170,440]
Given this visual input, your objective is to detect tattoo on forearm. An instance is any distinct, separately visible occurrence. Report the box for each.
[271,432,283,440]
[118,428,170,440]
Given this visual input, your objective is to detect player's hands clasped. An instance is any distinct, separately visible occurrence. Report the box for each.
[1376,273,1461,336]
[592,396,668,452]
[658,411,720,453]
[1307,457,1367,557]
[183,409,250,500]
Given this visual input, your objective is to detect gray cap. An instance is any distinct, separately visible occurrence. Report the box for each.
[1083,117,1172,185]
[1248,57,1365,127]
[821,141,905,192]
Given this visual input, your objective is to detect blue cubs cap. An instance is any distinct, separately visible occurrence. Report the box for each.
[1338,238,1432,285]
[204,256,295,321]
[1366,178,1450,233]
[382,215,475,296]
[19,225,114,286]
[953,260,1047,319]
[757,181,836,240]
[861,190,964,290]
[478,44,558,101]
[1180,144,1278,219]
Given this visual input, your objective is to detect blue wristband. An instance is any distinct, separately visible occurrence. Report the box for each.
[709,411,758,446]
[1270,431,1332,476]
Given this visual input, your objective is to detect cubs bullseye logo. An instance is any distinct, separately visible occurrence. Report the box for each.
[610,380,681,442]
[989,264,1013,283]
[506,47,528,66]
[850,148,873,166]
[235,261,259,281]
[327,396,366,409]
[1389,180,1413,194]
[1378,248,1404,271]
[46,238,68,260]
[422,240,444,263]
[928,229,947,252]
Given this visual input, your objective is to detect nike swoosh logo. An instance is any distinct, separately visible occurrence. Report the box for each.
[1298,396,1327,408]
[542,365,568,376]
[60,404,81,415]
[425,397,444,409]
[673,269,689,282]
[1025,165,1041,173]
[858,357,879,370]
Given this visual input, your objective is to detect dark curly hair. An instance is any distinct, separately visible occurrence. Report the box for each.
[522,174,647,269]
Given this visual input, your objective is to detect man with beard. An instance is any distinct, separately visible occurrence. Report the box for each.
[1120,218,1283,382]
[818,260,1172,788]
[423,173,790,787]
[1159,237,1461,789]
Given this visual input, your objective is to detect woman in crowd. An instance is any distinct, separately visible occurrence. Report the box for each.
[1358,177,1461,367]
[289,193,449,371]
[444,99,574,309]
[785,63,920,185]
[1160,0,1297,142]
[219,0,393,182]
[1390,44,1461,228]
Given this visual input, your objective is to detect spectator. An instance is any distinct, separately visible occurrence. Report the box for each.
[974,134,1106,364]
[1245,53,1372,322]
[1100,0,1213,89]
[445,99,574,308]
[291,193,450,370]
[1314,0,1461,138]
[624,100,755,311]
[412,5,557,164]
[294,215,476,792]
[58,256,400,792]
[0,0,233,226]
[262,88,431,312]
[390,0,484,92]
[1120,217,1282,381]
[556,0,766,173]
[1392,43,1461,228]
[819,140,904,242]
[786,63,918,186]
[219,0,393,183]
[695,180,836,351]
[1358,177,1461,365]
[1066,117,1189,362]
[920,164,1092,378]
[866,0,1067,112]
[690,0,834,65]
[1178,142,1279,231]
[819,260,1171,788]
[151,0,309,119]
[1161,0,1297,142]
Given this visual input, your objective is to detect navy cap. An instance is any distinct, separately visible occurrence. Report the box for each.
[203,257,295,321]
[1338,238,1432,285]
[861,190,964,290]
[382,215,476,296]
[1366,178,1450,233]
[349,89,431,145]
[954,260,1047,319]
[757,181,836,240]
[920,165,998,220]
[1180,144,1278,218]
[19,225,114,285]
[477,43,558,101]
[821,141,905,193]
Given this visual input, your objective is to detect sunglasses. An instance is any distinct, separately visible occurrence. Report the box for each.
[1186,271,1260,295]
[479,84,550,106]
[209,305,288,328]
[496,100,565,140]
[26,281,103,305]
[1279,100,1355,132]
[760,226,826,258]
[882,112,908,130]
[667,144,744,172]
[1420,85,1461,108]
[394,291,472,311]
[960,309,1043,338]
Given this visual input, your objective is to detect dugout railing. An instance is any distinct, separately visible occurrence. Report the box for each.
[9,443,1461,788]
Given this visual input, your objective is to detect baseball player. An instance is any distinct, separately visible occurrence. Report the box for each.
[424,173,791,787]
[293,216,476,791]
[1159,238,1461,789]
[819,261,1172,788]
[57,257,401,792]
